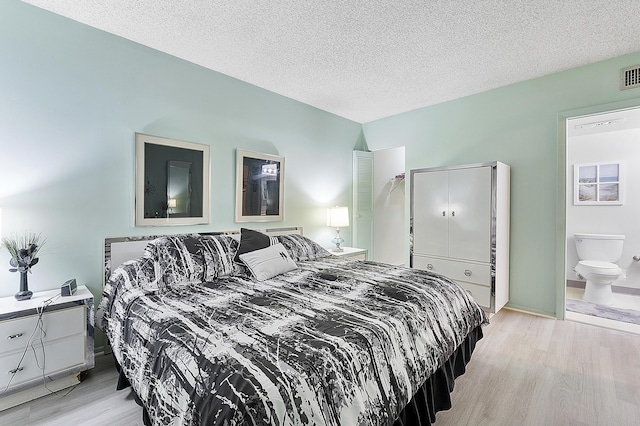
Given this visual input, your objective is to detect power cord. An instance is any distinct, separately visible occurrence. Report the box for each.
[33,294,60,394]
[0,293,60,396]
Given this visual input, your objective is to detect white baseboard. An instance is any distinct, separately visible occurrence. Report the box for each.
[502,306,558,320]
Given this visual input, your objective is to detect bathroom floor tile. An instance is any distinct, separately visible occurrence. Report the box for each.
[566,286,640,334]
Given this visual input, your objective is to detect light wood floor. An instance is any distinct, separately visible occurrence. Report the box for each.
[0,354,143,425]
[435,309,640,426]
[1,309,639,425]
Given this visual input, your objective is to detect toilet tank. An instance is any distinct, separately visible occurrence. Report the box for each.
[574,233,625,263]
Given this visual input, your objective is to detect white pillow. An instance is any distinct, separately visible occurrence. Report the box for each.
[239,243,298,281]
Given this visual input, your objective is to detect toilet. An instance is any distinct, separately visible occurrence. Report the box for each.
[574,233,625,305]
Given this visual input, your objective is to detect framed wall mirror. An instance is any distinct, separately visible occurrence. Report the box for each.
[235,149,284,222]
[135,133,210,226]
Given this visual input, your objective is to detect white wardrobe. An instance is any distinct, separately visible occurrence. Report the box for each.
[410,161,510,313]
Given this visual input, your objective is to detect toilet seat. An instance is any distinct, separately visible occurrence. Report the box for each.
[576,260,621,276]
[578,260,618,269]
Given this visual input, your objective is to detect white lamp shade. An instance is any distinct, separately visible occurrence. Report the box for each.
[327,206,349,227]
[167,198,177,208]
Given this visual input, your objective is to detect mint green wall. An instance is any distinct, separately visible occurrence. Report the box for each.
[0,1,361,351]
[363,51,640,317]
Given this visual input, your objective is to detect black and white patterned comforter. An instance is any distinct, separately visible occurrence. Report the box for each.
[98,234,487,426]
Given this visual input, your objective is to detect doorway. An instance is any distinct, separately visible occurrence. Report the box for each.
[565,106,640,334]
[353,147,406,265]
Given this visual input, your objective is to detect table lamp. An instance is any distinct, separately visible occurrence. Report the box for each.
[327,206,349,252]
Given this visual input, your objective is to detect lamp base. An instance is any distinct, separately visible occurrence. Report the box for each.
[331,228,344,252]
[15,290,33,301]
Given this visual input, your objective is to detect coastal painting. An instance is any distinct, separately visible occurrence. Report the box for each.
[574,162,622,205]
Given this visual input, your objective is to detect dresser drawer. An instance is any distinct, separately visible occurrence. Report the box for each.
[412,255,491,286]
[0,334,86,389]
[0,306,85,355]
[455,280,492,308]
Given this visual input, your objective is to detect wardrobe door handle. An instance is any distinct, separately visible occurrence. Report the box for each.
[442,211,446,216]
[9,366,24,374]
[451,211,455,217]
[7,333,23,340]
[426,264,433,270]
[464,269,472,277]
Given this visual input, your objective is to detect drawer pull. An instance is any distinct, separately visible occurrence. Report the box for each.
[442,211,446,216]
[7,333,24,340]
[9,366,24,374]
[464,269,472,277]
[426,263,433,270]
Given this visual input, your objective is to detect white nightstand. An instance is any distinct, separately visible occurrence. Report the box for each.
[0,285,94,410]
[330,247,368,261]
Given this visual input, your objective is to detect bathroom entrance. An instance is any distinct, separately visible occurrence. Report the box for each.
[565,106,640,334]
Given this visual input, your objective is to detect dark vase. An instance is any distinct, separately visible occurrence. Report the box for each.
[15,271,33,301]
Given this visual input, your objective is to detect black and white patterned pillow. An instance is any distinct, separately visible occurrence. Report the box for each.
[111,256,164,293]
[145,234,244,287]
[277,234,332,262]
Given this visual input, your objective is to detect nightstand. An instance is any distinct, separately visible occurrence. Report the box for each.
[331,247,368,260]
[0,285,94,410]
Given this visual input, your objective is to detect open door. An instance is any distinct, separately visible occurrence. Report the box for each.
[353,151,374,257]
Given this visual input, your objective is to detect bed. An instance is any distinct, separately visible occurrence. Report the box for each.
[97,228,487,425]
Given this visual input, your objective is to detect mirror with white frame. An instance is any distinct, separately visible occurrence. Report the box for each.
[235,149,284,222]
[135,133,210,226]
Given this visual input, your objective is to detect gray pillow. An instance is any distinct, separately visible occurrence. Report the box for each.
[239,243,298,281]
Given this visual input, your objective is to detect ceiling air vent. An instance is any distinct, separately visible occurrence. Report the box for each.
[620,65,640,90]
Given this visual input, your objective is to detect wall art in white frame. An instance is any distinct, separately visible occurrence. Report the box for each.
[135,133,211,226]
[235,149,284,222]
[573,162,623,205]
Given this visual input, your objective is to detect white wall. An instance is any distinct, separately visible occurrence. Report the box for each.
[566,116,640,290]
[373,147,405,265]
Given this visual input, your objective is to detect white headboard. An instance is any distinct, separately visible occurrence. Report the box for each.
[103,227,303,286]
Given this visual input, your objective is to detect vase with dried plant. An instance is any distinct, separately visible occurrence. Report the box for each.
[1,233,45,300]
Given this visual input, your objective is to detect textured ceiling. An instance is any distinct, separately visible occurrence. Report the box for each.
[22,0,640,123]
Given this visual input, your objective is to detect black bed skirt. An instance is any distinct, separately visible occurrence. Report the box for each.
[393,324,483,426]
[114,325,483,426]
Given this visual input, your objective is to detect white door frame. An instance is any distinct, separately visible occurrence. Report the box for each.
[557,98,640,319]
